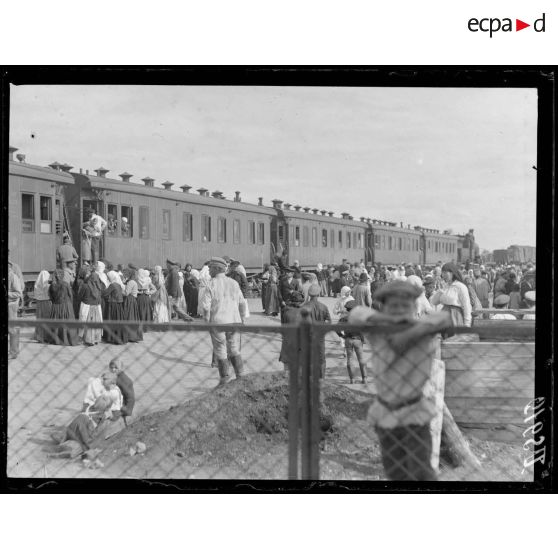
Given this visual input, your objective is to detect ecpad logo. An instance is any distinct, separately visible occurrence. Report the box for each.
[468,13,546,37]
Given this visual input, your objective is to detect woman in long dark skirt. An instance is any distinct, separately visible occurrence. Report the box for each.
[136,268,155,322]
[102,271,128,344]
[184,268,200,317]
[123,268,143,342]
[261,264,270,313]
[265,265,280,316]
[34,270,52,343]
[72,266,89,318]
[47,269,80,346]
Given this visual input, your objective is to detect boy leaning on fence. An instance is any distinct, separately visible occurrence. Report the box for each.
[348,281,452,481]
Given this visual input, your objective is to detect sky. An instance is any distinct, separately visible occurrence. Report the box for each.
[9,85,537,251]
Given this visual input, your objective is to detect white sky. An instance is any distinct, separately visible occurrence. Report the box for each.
[9,85,537,251]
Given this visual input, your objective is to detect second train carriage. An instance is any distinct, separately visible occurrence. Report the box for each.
[65,169,276,273]
[270,201,371,269]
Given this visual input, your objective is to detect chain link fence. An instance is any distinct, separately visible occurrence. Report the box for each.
[6,314,536,482]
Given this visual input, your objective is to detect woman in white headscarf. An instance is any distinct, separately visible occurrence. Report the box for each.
[152,265,170,324]
[136,268,155,322]
[102,270,128,344]
[197,263,211,317]
[406,274,433,319]
[34,270,52,343]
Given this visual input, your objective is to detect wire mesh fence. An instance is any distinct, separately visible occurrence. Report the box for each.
[6,314,536,482]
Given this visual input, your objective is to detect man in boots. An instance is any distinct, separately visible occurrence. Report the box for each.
[336,300,368,384]
[201,257,248,385]
[8,261,23,360]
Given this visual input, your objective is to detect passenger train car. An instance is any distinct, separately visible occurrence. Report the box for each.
[8,147,482,290]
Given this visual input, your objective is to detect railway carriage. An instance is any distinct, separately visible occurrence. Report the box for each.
[8,149,73,283]
[65,169,276,272]
[421,229,459,265]
[270,201,370,268]
[369,221,423,266]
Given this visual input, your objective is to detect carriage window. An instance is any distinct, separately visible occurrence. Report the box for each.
[161,210,171,240]
[107,204,118,236]
[338,230,342,247]
[312,227,317,247]
[139,206,149,239]
[322,229,328,247]
[303,226,309,247]
[358,233,363,249]
[39,196,52,234]
[121,206,132,237]
[22,193,35,232]
[233,219,241,244]
[218,217,227,243]
[257,222,265,245]
[353,232,357,248]
[278,224,284,243]
[398,237,402,251]
[183,212,193,242]
[294,226,300,247]
[330,229,335,248]
[248,221,255,244]
[346,232,351,248]
[388,236,392,250]
[202,214,212,243]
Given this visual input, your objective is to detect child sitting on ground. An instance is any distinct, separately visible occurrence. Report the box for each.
[349,281,452,481]
[337,300,368,384]
[50,394,114,458]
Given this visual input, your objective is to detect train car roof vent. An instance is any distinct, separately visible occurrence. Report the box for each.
[9,146,18,161]
[271,199,283,209]
[341,212,349,219]
[303,207,311,213]
[258,197,263,206]
[328,211,334,218]
[283,203,292,210]
[49,161,62,171]
[359,217,366,222]
[294,205,302,212]
[321,210,327,216]
[211,190,223,198]
[197,188,209,196]
[142,176,155,187]
[310,208,318,214]
[94,167,109,178]
[119,172,133,182]
[180,185,193,193]
[234,191,241,202]
[16,153,26,163]
[162,181,174,191]
[60,163,73,172]
[348,215,354,220]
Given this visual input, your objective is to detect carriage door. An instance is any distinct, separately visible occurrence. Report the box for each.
[82,199,104,259]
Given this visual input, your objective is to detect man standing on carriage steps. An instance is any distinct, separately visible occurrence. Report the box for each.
[202,257,248,385]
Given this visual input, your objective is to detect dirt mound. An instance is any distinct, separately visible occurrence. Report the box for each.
[97,372,374,479]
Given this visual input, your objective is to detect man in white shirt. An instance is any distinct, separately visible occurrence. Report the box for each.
[202,256,248,385]
[86,210,107,265]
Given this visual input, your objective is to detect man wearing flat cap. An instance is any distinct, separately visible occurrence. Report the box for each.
[490,293,516,320]
[166,259,192,322]
[301,283,331,378]
[277,267,302,314]
[201,256,248,385]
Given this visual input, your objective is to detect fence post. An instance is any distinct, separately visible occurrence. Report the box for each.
[299,308,313,480]
[288,323,301,480]
[309,328,321,479]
